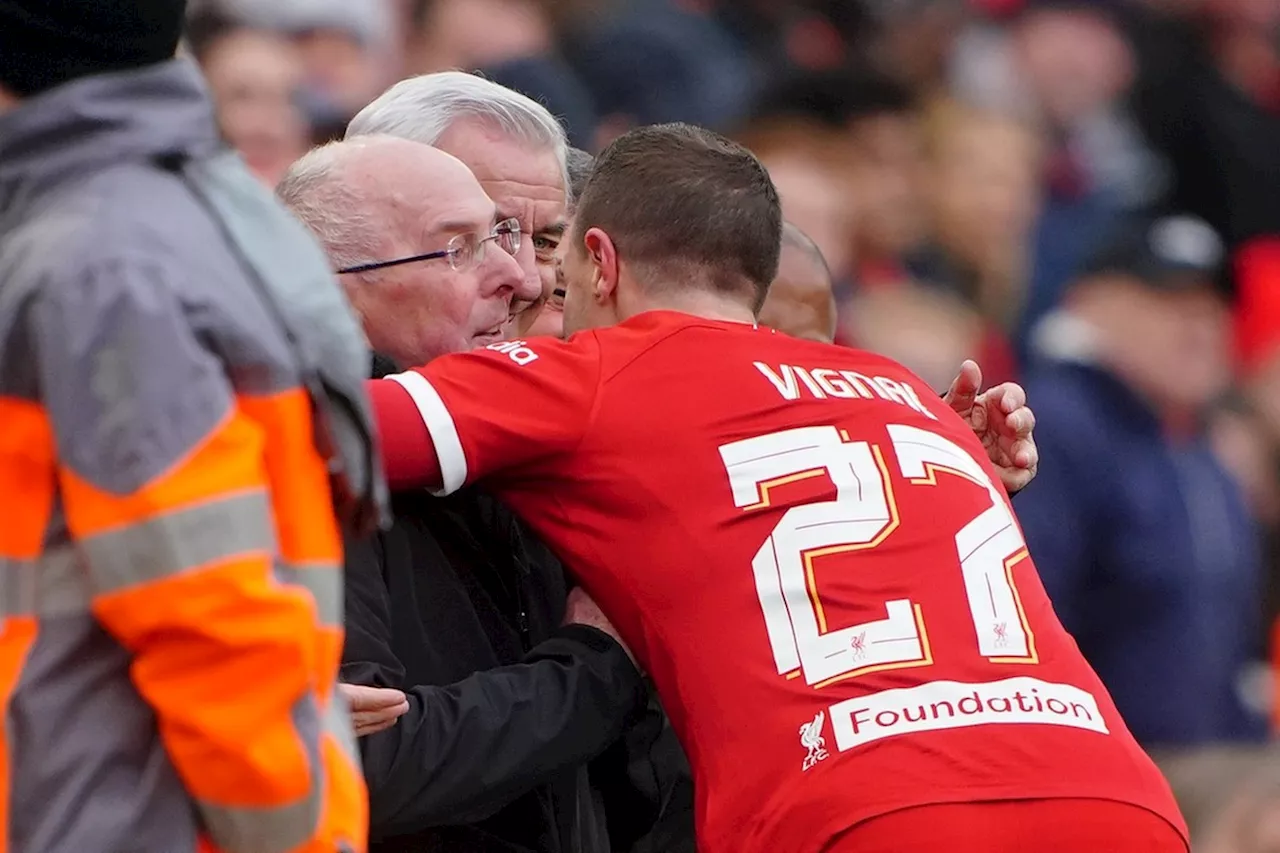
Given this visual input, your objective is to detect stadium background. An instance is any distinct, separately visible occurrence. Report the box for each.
[184,0,1280,846]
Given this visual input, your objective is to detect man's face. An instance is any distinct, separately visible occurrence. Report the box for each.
[848,113,928,261]
[203,29,310,187]
[512,236,570,338]
[435,118,565,330]
[1105,279,1230,412]
[352,157,526,364]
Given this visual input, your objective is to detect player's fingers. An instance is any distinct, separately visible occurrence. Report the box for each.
[1004,406,1036,437]
[340,682,408,711]
[991,382,1027,414]
[352,701,410,737]
[1011,437,1038,470]
[943,359,982,413]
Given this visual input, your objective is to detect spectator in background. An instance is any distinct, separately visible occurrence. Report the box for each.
[1017,214,1267,747]
[735,116,859,292]
[186,8,311,185]
[563,1,755,147]
[951,0,1161,360]
[204,0,394,141]
[750,66,931,287]
[402,0,554,77]
[280,134,658,853]
[921,102,1042,337]
[843,283,985,394]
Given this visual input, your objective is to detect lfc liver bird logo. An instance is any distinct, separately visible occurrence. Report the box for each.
[799,710,829,771]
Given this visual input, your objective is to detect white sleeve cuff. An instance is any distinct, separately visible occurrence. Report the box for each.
[385,371,469,496]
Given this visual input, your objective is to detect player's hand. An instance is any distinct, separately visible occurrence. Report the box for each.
[564,586,636,663]
[943,360,1039,495]
[339,683,410,737]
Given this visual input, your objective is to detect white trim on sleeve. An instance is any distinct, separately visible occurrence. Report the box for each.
[386,371,469,496]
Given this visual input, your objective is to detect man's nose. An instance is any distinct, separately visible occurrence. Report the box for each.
[489,241,529,305]
[513,239,543,304]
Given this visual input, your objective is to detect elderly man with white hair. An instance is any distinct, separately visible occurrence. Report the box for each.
[278,128,667,853]
[347,71,570,335]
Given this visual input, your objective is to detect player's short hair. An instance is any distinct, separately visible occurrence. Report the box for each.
[574,122,782,312]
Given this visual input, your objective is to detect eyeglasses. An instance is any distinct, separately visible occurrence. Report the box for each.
[337,217,521,275]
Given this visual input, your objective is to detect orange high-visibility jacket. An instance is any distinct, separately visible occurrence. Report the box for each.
[0,60,372,853]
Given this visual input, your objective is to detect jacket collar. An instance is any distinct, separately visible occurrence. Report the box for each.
[0,59,220,205]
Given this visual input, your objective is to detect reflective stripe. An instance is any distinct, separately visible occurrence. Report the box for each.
[0,555,35,618]
[385,371,468,496]
[81,491,275,592]
[325,689,360,768]
[275,563,342,628]
[39,545,91,617]
[198,694,324,853]
[0,549,92,618]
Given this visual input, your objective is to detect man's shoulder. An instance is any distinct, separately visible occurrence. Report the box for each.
[4,160,242,316]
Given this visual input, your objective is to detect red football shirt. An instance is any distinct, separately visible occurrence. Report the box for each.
[375,311,1187,853]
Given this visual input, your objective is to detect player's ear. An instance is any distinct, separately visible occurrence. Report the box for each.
[583,227,620,303]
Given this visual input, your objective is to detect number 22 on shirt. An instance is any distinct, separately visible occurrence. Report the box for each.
[719,423,1035,689]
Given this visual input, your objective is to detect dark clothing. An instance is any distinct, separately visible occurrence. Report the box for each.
[1016,356,1266,745]
[342,484,655,853]
[1124,7,1280,258]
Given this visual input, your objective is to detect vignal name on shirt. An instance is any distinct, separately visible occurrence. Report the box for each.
[754,362,938,420]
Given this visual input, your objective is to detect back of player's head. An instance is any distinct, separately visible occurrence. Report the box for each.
[573,122,782,313]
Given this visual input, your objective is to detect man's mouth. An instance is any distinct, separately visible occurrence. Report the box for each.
[473,325,505,346]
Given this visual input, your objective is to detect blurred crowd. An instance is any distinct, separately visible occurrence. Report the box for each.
[181,0,1280,846]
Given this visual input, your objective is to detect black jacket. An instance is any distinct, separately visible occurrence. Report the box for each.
[342,484,657,853]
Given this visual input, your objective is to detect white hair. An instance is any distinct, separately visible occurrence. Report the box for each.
[276,137,388,272]
[346,71,569,192]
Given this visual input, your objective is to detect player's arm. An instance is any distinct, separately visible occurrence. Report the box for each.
[33,261,358,853]
[368,337,602,492]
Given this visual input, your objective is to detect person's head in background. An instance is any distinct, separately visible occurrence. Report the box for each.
[759,223,838,344]
[864,0,971,97]
[276,135,526,366]
[185,8,310,186]
[1009,0,1134,132]
[927,102,1043,328]
[0,0,188,109]
[562,122,781,335]
[752,66,928,275]
[735,116,859,286]
[347,71,568,332]
[402,0,553,76]
[1032,214,1230,432]
[207,0,392,142]
[843,283,983,391]
[513,146,594,339]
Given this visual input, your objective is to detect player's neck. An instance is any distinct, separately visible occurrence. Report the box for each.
[634,292,757,327]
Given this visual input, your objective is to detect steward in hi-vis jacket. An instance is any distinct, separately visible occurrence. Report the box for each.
[0,2,387,851]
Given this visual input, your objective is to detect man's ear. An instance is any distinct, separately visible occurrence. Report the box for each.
[583,227,620,304]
